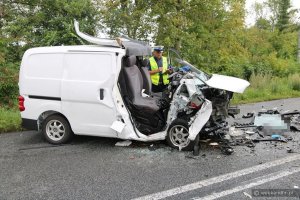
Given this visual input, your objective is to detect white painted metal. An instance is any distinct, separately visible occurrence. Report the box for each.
[61,52,117,136]
[189,100,213,140]
[206,74,250,93]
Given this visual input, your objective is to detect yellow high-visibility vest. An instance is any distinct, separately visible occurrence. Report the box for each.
[149,56,169,85]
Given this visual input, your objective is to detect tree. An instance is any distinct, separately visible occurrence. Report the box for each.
[98,0,154,41]
[0,0,100,107]
[276,0,291,31]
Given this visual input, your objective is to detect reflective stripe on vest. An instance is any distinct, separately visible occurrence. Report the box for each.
[149,56,169,86]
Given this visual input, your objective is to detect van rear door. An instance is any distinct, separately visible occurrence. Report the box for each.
[62,52,117,137]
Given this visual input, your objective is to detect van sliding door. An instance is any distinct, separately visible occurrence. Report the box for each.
[61,52,117,137]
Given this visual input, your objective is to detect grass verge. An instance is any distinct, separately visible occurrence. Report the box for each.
[232,73,300,104]
[0,107,22,133]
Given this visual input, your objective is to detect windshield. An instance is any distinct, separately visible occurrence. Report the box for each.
[167,48,210,83]
[177,59,210,82]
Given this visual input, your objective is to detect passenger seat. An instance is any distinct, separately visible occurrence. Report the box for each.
[123,55,159,114]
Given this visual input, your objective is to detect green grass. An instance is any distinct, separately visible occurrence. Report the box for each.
[0,107,22,133]
[232,73,300,104]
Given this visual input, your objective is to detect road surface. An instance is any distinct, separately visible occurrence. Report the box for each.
[0,98,300,200]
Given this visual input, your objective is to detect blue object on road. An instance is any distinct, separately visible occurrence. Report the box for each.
[271,134,281,140]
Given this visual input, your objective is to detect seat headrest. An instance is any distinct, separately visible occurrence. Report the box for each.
[142,59,149,67]
[125,55,137,67]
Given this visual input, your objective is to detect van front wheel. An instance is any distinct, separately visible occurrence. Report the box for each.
[42,115,73,144]
[166,119,195,151]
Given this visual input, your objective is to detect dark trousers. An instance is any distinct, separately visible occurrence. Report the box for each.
[152,84,167,93]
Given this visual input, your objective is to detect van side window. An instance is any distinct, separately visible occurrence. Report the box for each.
[65,53,113,81]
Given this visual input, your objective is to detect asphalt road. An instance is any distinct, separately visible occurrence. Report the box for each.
[1,98,300,200]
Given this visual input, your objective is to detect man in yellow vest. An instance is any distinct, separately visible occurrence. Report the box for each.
[148,47,171,93]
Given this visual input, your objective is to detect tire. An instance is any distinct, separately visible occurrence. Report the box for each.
[42,115,73,144]
[166,119,195,151]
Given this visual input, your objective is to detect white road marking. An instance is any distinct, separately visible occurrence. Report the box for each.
[194,168,300,200]
[132,154,300,200]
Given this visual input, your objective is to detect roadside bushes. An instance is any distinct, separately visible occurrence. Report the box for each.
[0,62,19,108]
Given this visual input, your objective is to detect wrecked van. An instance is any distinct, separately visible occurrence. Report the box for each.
[18,21,250,150]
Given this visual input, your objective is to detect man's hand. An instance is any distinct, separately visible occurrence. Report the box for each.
[159,67,163,72]
[164,69,173,74]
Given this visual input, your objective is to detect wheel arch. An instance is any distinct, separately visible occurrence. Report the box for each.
[37,110,73,132]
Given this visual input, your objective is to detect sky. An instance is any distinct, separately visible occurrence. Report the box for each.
[245,0,300,26]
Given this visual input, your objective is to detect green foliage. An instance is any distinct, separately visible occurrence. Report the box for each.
[0,108,22,133]
[289,74,300,91]
[232,73,300,104]
[0,62,19,107]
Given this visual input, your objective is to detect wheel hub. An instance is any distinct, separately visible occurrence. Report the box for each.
[46,120,65,141]
[169,124,190,148]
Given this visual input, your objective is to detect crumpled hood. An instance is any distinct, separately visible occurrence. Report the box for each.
[205,74,250,93]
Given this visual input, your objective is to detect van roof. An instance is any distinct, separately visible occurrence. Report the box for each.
[25,45,126,55]
[25,42,152,56]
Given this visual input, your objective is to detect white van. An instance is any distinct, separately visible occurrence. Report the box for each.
[19,22,249,151]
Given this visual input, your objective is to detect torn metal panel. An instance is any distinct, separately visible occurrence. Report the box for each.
[189,100,213,140]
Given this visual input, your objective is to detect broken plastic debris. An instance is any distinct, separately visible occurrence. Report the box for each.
[286,147,293,153]
[245,130,256,135]
[209,142,219,146]
[229,127,245,138]
[111,121,126,133]
[115,140,132,147]
[271,134,281,140]
[243,192,252,199]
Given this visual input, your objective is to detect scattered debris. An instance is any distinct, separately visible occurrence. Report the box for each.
[115,140,132,147]
[286,147,294,153]
[148,144,161,151]
[243,191,252,199]
[209,142,219,146]
[221,146,234,155]
[197,108,300,155]
[294,185,299,189]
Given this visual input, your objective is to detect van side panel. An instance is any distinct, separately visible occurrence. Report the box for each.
[19,53,63,124]
[21,53,63,98]
[61,52,117,137]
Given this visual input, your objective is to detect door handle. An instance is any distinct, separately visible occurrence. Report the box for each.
[100,89,104,100]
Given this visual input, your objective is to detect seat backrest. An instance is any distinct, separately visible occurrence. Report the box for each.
[123,55,144,103]
[140,59,152,95]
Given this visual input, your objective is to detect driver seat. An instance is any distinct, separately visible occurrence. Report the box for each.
[123,55,159,114]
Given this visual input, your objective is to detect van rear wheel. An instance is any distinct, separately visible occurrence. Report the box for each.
[42,115,73,144]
